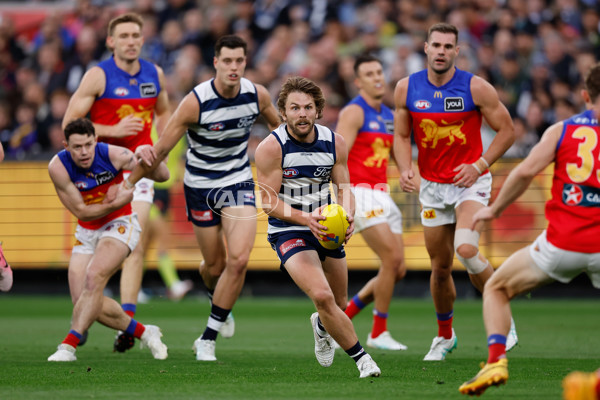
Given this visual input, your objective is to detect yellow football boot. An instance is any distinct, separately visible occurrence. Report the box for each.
[459,358,509,396]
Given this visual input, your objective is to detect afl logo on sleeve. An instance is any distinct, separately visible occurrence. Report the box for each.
[444,97,464,111]
[140,83,157,98]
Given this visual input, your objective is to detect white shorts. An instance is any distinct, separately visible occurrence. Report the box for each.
[352,186,402,234]
[529,230,600,289]
[124,172,154,204]
[419,172,492,227]
[72,214,142,254]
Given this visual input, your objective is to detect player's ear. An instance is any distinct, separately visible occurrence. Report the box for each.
[62,140,68,150]
[581,89,591,104]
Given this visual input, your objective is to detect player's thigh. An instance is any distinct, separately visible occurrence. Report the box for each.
[486,246,553,298]
[322,256,348,308]
[68,253,93,303]
[455,200,486,232]
[132,200,153,231]
[361,222,405,263]
[423,224,455,266]
[87,237,132,283]
[285,250,331,299]
[192,224,226,266]
[221,205,257,259]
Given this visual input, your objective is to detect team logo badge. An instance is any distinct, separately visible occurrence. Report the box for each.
[74,181,88,189]
[419,119,466,149]
[563,184,583,205]
[114,87,129,97]
[283,168,299,178]
[118,225,126,234]
[414,100,431,110]
[369,121,380,130]
[423,209,436,219]
[444,97,464,111]
[208,122,225,131]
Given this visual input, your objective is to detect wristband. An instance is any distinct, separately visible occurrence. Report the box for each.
[471,162,482,174]
[479,157,490,168]
[124,178,135,189]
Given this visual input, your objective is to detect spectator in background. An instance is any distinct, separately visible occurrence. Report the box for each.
[157,0,196,31]
[65,25,101,94]
[32,12,75,54]
[7,102,37,160]
[35,41,68,96]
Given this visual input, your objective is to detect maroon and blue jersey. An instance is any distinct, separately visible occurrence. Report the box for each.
[406,68,484,183]
[90,56,160,152]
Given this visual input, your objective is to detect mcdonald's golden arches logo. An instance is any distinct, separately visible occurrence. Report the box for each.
[434,91,443,99]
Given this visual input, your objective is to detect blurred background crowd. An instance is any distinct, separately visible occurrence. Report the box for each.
[0,0,599,161]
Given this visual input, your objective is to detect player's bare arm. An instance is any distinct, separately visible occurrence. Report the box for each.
[126,92,198,186]
[62,67,144,138]
[393,78,417,192]
[48,156,134,221]
[331,133,355,243]
[454,76,516,188]
[335,104,363,150]
[153,66,172,137]
[108,145,169,183]
[256,84,280,131]
[472,122,561,228]
[255,135,327,239]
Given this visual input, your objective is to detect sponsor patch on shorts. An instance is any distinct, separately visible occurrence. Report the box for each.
[191,209,213,222]
[280,238,306,255]
[423,209,436,219]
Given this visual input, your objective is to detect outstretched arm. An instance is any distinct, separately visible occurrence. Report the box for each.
[393,78,417,192]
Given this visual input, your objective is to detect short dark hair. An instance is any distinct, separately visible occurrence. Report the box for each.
[277,76,325,120]
[353,54,382,76]
[585,63,600,102]
[215,35,247,57]
[107,13,144,37]
[427,22,459,43]
[64,118,95,141]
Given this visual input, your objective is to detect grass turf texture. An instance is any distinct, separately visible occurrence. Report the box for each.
[0,296,598,400]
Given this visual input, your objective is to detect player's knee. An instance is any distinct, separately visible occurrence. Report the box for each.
[454,229,487,274]
[311,289,336,310]
[335,294,347,310]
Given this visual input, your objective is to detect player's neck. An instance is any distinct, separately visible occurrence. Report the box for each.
[214,79,241,99]
[360,92,383,111]
[427,67,455,87]
[113,55,141,75]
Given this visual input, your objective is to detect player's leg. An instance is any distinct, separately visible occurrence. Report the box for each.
[289,252,380,378]
[0,242,13,292]
[459,246,552,395]
[359,225,407,350]
[423,224,458,361]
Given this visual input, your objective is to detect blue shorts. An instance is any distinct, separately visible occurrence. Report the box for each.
[267,230,346,268]
[184,180,256,227]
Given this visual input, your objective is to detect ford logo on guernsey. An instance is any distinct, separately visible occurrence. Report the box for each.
[208,122,225,131]
[414,100,431,110]
[283,168,299,178]
[114,87,129,96]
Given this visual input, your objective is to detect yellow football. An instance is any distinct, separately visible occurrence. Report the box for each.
[318,204,350,250]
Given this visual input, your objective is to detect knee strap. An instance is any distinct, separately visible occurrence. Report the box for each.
[454,229,488,274]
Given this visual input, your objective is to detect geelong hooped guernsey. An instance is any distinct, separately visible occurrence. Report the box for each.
[546,109,600,253]
[90,56,160,152]
[184,78,259,189]
[406,68,484,183]
[267,124,336,234]
[57,142,131,230]
[346,95,394,189]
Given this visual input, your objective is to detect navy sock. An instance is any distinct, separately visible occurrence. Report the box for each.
[201,303,230,341]
[345,341,366,363]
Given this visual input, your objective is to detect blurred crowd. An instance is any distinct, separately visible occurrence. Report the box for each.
[0,0,599,161]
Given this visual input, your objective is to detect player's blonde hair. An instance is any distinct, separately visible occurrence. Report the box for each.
[107,13,144,37]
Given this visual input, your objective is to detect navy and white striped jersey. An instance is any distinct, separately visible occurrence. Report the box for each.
[267,123,336,235]
[184,77,260,189]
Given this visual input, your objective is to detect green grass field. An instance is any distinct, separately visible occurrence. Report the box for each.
[1,295,598,400]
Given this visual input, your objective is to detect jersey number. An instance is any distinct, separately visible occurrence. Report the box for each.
[566,127,600,183]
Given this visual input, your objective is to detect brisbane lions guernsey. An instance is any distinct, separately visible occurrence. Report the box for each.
[90,56,160,151]
[346,95,394,189]
[546,109,600,253]
[58,142,131,230]
[406,68,484,183]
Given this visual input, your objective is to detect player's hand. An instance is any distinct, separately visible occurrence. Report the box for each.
[453,163,479,188]
[134,144,156,166]
[114,115,144,138]
[344,213,355,244]
[306,205,328,240]
[471,206,496,230]
[103,183,119,203]
[400,169,417,192]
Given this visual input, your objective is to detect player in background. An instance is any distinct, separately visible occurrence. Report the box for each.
[0,142,13,292]
[563,368,600,400]
[459,63,600,396]
[335,54,407,351]
[47,118,169,362]
[62,13,171,351]
[122,35,279,361]
[256,76,381,378]
[394,22,516,361]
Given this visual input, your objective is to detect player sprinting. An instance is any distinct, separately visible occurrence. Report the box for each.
[255,76,381,378]
[0,141,12,292]
[459,63,600,395]
[336,54,407,351]
[47,118,169,361]
[62,13,172,351]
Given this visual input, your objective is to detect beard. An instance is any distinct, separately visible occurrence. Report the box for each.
[287,120,315,140]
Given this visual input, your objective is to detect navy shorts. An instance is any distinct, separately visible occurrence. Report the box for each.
[267,230,346,268]
[184,180,256,227]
